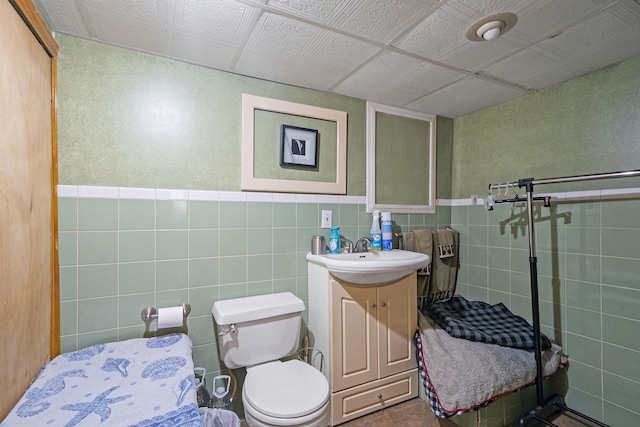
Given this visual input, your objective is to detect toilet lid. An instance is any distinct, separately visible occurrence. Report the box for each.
[244,360,329,419]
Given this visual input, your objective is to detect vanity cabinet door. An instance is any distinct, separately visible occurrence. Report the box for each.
[329,273,417,392]
[377,273,417,378]
[330,283,379,392]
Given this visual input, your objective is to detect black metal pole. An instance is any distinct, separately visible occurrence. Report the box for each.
[522,179,545,406]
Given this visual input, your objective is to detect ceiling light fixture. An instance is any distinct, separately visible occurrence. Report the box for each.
[466,13,518,42]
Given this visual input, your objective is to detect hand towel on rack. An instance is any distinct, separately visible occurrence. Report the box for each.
[402,231,415,251]
[429,229,459,300]
[412,230,433,299]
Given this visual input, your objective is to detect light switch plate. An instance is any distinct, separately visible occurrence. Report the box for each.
[321,210,332,228]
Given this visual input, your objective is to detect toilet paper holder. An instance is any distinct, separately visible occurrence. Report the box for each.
[140,303,191,338]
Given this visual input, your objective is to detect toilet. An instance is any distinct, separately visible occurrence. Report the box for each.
[212,292,330,427]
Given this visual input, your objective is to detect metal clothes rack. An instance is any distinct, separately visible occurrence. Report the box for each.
[488,169,640,427]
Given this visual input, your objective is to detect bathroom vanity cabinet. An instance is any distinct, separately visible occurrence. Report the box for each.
[307,264,418,425]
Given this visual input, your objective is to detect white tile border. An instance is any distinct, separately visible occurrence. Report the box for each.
[188,190,219,201]
[318,194,340,204]
[156,189,188,200]
[119,187,155,199]
[57,186,640,205]
[57,185,78,197]
[272,193,297,203]
[78,185,118,199]
[219,191,246,202]
[246,192,272,202]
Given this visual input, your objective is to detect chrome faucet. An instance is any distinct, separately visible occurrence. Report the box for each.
[355,237,372,253]
[340,236,354,253]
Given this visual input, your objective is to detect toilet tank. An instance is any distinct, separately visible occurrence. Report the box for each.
[212,292,305,369]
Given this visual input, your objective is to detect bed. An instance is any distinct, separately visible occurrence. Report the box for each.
[414,298,566,419]
[0,333,205,427]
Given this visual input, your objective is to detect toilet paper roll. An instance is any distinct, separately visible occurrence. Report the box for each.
[157,306,184,329]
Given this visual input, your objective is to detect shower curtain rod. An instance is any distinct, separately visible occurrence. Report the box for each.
[488,168,640,427]
[488,168,640,191]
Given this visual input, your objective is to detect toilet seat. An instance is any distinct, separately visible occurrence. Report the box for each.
[243,392,330,427]
[244,360,329,419]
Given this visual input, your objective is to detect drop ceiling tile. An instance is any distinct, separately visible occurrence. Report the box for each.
[265,0,355,25]
[171,32,239,71]
[338,82,422,107]
[234,48,297,83]
[245,13,321,60]
[447,0,538,17]
[536,5,640,67]
[333,59,463,107]
[395,61,467,95]
[82,0,170,23]
[436,36,525,72]
[568,28,640,69]
[482,47,590,90]
[508,0,617,40]
[284,64,348,91]
[381,87,432,105]
[406,76,527,117]
[394,6,472,60]
[340,51,426,86]
[302,31,380,74]
[333,0,439,44]
[173,0,260,43]
[36,0,91,37]
[333,76,390,101]
[83,6,172,55]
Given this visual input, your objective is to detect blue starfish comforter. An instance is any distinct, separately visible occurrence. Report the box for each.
[1,334,204,427]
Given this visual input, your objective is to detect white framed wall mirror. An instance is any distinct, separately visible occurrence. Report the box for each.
[366,102,436,214]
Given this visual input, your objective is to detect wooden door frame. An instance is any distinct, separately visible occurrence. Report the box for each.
[9,0,59,357]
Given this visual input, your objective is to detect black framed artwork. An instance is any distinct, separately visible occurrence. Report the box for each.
[280,124,319,169]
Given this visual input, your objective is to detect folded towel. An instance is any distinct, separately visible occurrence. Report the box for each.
[431,229,459,295]
[402,231,415,252]
[413,230,433,261]
[435,229,455,259]
[404,230,433,298]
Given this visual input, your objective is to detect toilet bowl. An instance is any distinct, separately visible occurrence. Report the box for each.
[212,292,330,427]
[242,360,329,427]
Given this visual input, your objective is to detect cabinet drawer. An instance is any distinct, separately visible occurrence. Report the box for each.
[331,369,418,425]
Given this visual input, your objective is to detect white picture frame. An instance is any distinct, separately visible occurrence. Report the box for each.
[242,94,347,194]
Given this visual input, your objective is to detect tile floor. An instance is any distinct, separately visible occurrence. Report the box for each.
[339,398,457,427]
[239,396,597,427]
[239,398,457,427]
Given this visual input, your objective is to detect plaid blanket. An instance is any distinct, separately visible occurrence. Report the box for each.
[426,296,551,350]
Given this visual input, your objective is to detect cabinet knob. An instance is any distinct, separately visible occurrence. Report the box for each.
[371,303,376,308]
[377,393,383,400]
[381,302,387,307]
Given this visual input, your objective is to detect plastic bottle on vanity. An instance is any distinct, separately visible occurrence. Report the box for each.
[329,226,341,254]
[381,212,392,251]
[369,210,382,251]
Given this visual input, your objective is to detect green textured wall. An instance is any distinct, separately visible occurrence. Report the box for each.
[56,34,366,195]
[375,112,431,205]
[436,116,454,200]
[452,56,640,198]
[57,34,454,203]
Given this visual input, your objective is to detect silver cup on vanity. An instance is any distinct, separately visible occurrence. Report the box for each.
[311,235,326,255]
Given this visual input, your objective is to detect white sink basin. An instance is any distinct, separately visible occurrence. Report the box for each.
[306,250,430,285]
